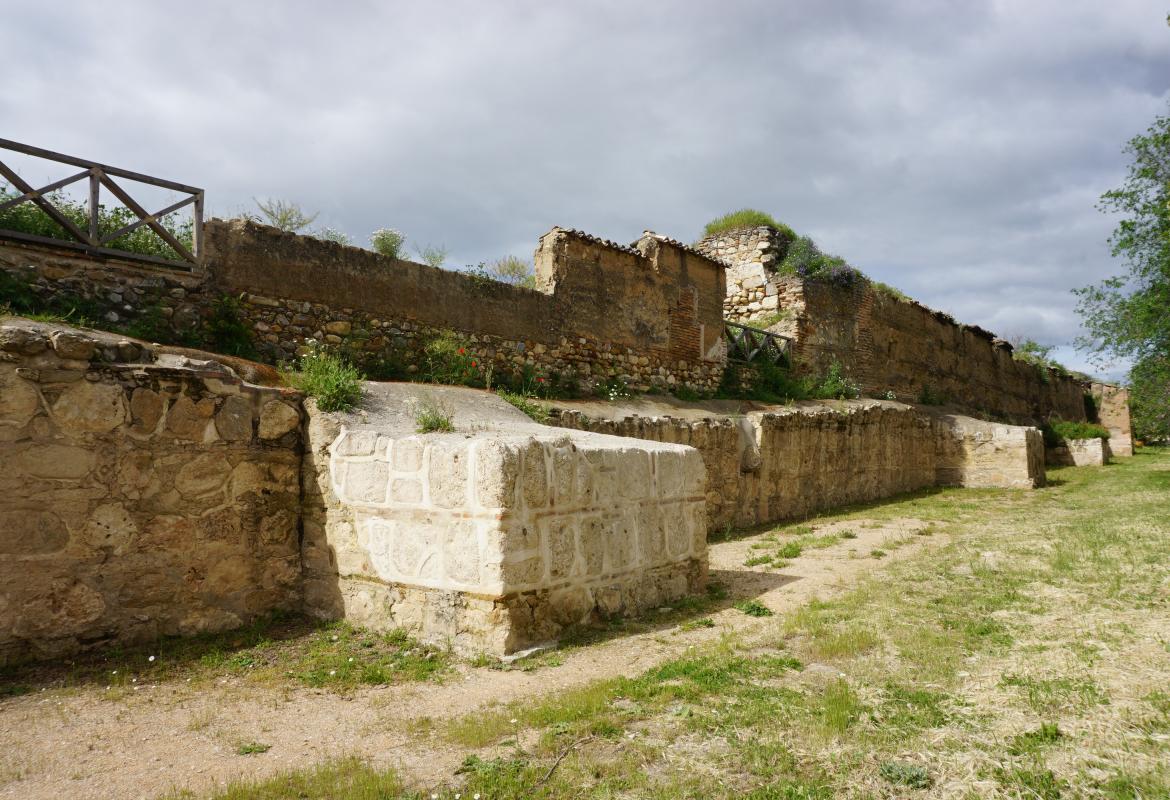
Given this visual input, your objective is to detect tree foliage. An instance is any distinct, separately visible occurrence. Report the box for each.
[1076,105,1170,441]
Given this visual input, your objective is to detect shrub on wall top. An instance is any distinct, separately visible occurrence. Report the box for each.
[702,209,796,239]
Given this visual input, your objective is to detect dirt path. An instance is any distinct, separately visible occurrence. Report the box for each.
[0,518,933,800]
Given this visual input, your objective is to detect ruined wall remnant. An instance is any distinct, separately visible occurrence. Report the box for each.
[300,383,707,655]
[1046,437,1112,467]
[0,320,303,666]
[551,399,1046,531]
[696,225,1090,423]
[1091,382,1134,456]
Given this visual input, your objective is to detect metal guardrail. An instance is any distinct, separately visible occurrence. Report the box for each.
[0,137,203,270]
[725,321,792,367]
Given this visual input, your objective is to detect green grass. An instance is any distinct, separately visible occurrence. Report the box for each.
[498,390,550,423]
[0,614,450,695]
[413,395,455,433]
[702,209,794,239]
[160,757,404,799]
[234,741,271,755]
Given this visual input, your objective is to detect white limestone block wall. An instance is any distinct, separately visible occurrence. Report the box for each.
[301,386,708,656]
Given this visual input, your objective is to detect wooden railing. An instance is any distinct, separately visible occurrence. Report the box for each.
[0,138,203,270]
[725,321,792,367]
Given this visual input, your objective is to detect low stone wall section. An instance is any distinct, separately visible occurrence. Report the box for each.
[550,399,1046,530]
[0,319,303,666]
[1091,383,1134,456]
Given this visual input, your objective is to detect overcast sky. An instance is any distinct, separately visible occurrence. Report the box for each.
[4,1,1168,379]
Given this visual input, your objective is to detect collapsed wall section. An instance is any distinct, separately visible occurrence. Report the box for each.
[0,320,303,666]
[300,384,707,656]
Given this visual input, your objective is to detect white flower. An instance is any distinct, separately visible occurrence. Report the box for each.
[510,718,518,724]
[329,670,337,676]
[148,655,156,662]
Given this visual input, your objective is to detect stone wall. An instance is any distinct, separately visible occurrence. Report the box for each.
[300,384,707,655]
[550,400,1046,531]
[696,225,1089,423]
[202,222,727,391]
[0,222,727,391]
[1091,382,1134,456]
[1047,437,1112,467]
[0,319,303,666]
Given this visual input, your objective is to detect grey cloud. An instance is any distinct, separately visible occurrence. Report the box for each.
[3,0,1168,376]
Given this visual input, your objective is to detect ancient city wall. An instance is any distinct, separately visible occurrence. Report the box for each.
[0,221,727,391]
[0,320,303,665]
[697,226,1088,423]
[550,401,1045,531]
[300,384,708,655]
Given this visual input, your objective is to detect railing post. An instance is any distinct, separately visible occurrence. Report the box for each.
[192,189,204,266]
[88,168,101,246]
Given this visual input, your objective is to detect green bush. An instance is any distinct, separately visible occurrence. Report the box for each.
[283,341,364,412]
[918,384,946,405]
[205,295,256,358]
[1,185,194,261]
[1046,420,1111,445]
[703,209,795,239]
[777,236,865,288]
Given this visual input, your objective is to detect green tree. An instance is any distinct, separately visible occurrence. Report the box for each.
[1076,105,1170,441]
[489,255,536,288]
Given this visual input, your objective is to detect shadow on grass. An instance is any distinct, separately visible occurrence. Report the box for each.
[0,611,318,696]
[551,570,795,655]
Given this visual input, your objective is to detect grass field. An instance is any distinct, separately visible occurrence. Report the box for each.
[116,449,1170,797]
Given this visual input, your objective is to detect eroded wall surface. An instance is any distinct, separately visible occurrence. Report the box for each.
[0,320,303,666]
[300,387,708,656]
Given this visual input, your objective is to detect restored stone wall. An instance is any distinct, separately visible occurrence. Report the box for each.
[551,400,1046,531]
[1091,382,1134,456]
[0,319,303,666]
[300,385,707,655]
[696,225,1089,423]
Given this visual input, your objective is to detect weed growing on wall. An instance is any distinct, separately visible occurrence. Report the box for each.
[412,395,454,433]
[251,198,318,232]
[497,390,550,424]
[918,384,946,405]
[415,244,448,268]
[283,340,364,412]
[780,236,866,288]
[370,228,406,259]
[205,294,257,358]
[810,360,861,400]
[421,330,484,387]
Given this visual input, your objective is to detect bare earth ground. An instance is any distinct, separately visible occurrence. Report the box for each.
[0,517,930,800]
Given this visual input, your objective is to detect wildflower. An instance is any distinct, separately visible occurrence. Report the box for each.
[329,670,337,676]
[148,655,156,662]
[457,348,465,355]
[471,361,478,367]
[510,718,518,724]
